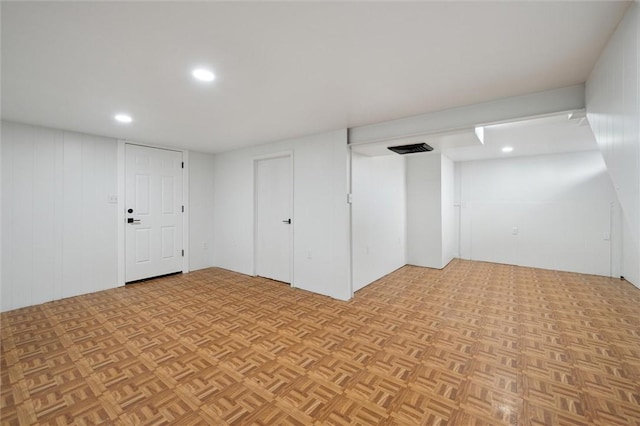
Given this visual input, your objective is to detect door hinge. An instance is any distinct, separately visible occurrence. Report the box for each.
[182,249,184,257]
[182,205,184,212]
[181,162,184,168]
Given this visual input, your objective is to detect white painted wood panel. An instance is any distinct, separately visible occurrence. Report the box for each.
[1,121,118,311]
[62,132,85,299]
[13,123,35,308]
[93,138,118,292]
[2,123,14,307]
[53,130,65,300]
[586,2,639,287]
[188,151,215,272]
[32,127,58,305]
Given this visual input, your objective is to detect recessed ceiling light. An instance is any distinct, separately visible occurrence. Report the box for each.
[114,114,132,123]
[502,146,513,153]
[192,68,215,82]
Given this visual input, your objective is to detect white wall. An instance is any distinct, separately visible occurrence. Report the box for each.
[441,155,456,267]
[352,153,406,291]
[406,154,442,268]
[458,151,618,277]
[188,151,215,271]
[405,153,457,269]
[586,1,639,287]
[212,130,351,300]
[1,121,118,311]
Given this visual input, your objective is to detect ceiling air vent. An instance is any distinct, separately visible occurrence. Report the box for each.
[387,142,433,155]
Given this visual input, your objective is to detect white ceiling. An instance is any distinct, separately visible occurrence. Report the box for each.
[1,1,629,154]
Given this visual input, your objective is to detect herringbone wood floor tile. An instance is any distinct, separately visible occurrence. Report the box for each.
[2,259,640,425]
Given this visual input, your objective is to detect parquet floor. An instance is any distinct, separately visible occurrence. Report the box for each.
[2,259,640,425]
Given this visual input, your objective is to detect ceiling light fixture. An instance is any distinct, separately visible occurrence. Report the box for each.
[114,114,132,123]
[192,68,215,82]
[502,146,513,153]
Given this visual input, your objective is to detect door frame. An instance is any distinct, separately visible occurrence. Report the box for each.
[117,140,190,286]
[252,151,294,287]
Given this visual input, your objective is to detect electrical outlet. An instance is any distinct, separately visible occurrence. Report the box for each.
[512,227,519,235]
[107,195,118,204]
[307,251,312,259]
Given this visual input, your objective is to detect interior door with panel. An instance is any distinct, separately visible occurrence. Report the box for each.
[255,155,293,283]
[125,144,183,282]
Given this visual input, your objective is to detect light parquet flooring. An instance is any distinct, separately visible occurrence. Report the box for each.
[2,259,640,425]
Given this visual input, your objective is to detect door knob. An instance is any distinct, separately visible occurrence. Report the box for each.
[127,218,141,224]
[282,218,291,224]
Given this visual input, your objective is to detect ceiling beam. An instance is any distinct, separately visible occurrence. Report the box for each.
[349,84,585,146]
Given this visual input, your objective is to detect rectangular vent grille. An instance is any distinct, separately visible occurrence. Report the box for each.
[387,143,434,155]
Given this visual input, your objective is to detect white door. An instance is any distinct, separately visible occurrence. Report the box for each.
[125,144,183,282]
[255,156,292,283]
